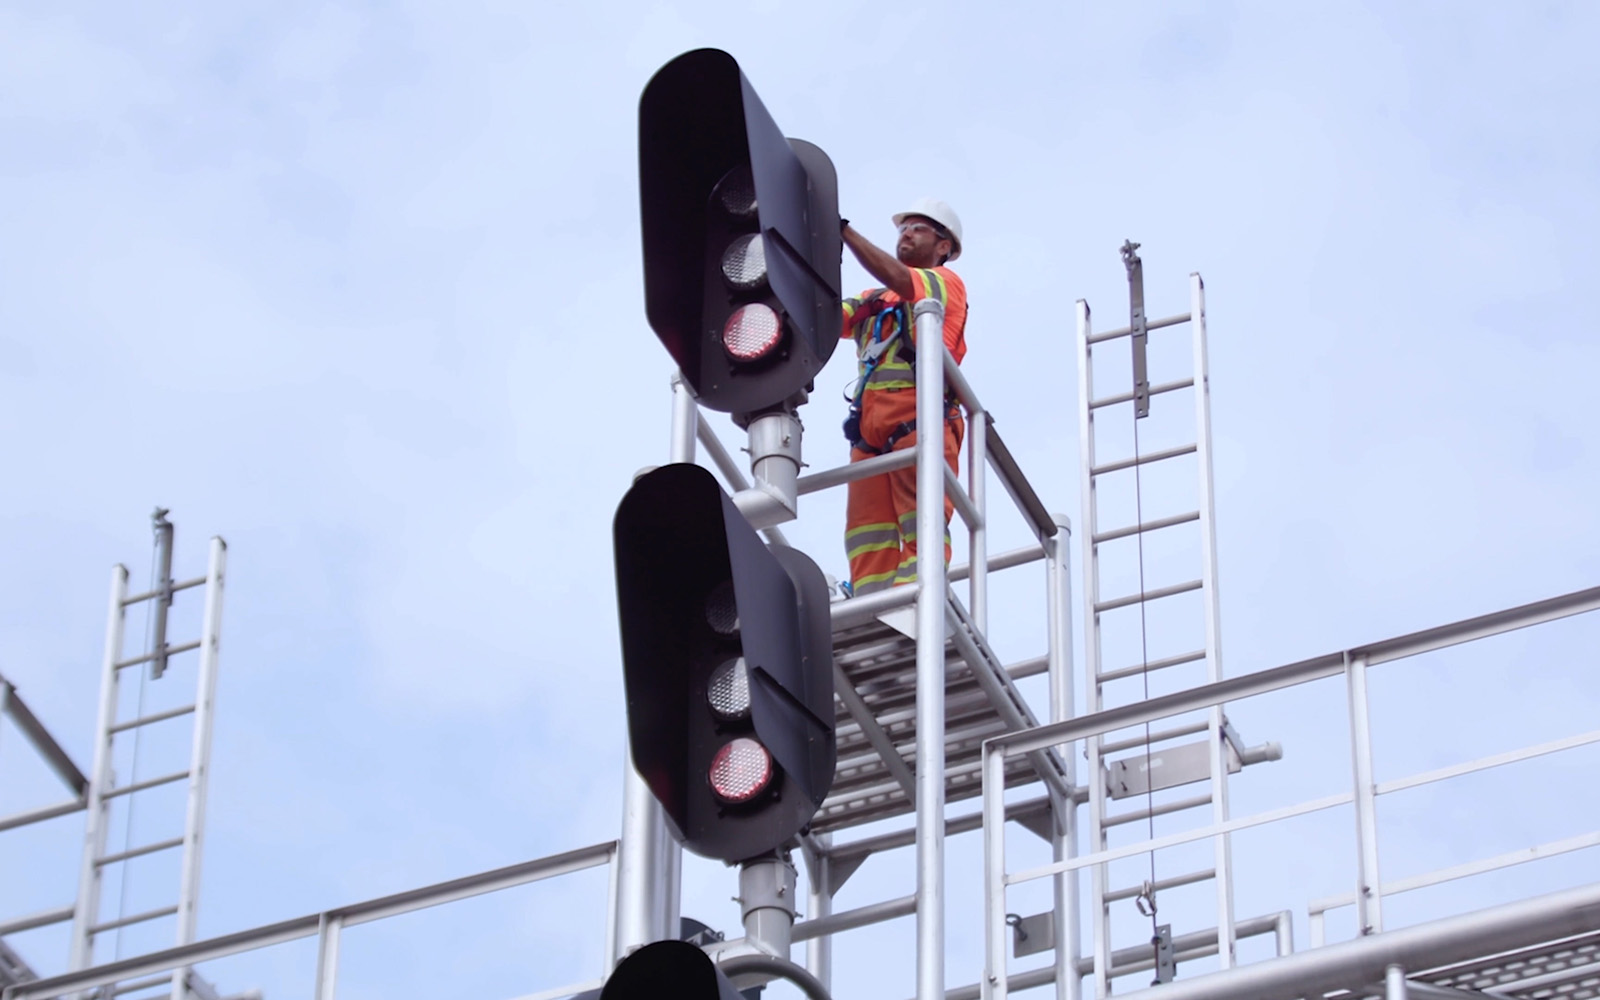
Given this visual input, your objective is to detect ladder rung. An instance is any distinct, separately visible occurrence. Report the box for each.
[1091,443,1198,477]
[103,770,189,799]
[109,704,196,734]
[1097,649,1207,684]
[1104,792,1212,828]
[1089,377,1194,411]
[1088,311,1191,344]
[97,836,184,867]
[1104,868,1217,903]
[90,904,178,934]
[1094,580,1203,614]
[115,639,201,670]
[1100,720,1209,755]
[1094,510,1200,544]
[122,575,206,606]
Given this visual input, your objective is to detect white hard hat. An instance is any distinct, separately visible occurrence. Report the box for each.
[892,198,963,261]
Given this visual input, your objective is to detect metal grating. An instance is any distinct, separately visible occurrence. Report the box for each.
[1420,931,1600,1000]
[814,596,1061,834]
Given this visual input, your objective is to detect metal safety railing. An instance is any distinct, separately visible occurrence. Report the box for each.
[690,298,1061,632]
[980,584,1600,1000]
[658,298,1076,1000]
[0,841,620,1000]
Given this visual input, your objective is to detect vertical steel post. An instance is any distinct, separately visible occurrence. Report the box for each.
[1190,274,1236,968]
[314,913,343,1000]
[982,742,1008,1000]
[1046,513,1081,1000]
[614,374,697,961]
[1385,964,1408,1000]
[968,410,990,634]
[1347,652,1383,936]
[804,835,833,988]
[603,843,620,968]
[70,564,130,972]
[1075,298,1111,999]
[912,300,949,1000]
[171,537,228,1000]
[1275,911,1293,957]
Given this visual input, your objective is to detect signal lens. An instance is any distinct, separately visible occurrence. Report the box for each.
[709,737,773,804]
[713,166,757,220]
[721,234,768,292]
[723,305,782,362]
[708,658,751,721]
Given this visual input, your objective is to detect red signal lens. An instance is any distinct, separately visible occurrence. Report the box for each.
[709,737,773,804]
[722,304,781,362]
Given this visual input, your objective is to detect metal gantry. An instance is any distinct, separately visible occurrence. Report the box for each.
[632,296,1080,1000]
[981,583,1600,1000]
[6,253,1600,1000]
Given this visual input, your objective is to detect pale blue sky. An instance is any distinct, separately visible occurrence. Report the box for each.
[3,3,1598,998]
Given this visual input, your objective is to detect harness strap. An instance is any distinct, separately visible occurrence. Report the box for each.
[850,409,962,457]
[844,299,959,453]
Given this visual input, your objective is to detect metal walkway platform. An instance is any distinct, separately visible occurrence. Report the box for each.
[818,591,1070,835]
[1415,930,1600,1000]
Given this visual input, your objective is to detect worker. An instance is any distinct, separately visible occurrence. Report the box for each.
[838,198,968,597]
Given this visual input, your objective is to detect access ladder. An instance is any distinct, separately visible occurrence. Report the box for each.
[71,511,228,1000]
[1075,246,1276,995]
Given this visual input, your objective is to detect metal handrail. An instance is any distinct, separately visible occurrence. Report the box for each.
[2,841,620,1000]
[981,584,1600,1000]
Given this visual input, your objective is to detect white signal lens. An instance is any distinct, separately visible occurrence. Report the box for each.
[705,581,739,636]
[723,304,781,361]
[714,166,757,219]
[709,737,773,804]
[721,234,768,292]
[708,658,751,721]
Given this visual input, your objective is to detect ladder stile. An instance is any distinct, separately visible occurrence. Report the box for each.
[1191,274,1238,968]
[1073,257,1242,993]
[71,563,128,972]
[1076,297,1114,998]
[172,536,228,999]
[59,517,230,1000]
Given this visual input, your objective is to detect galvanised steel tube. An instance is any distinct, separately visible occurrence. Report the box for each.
[802,835,833,986]
[9,843,619,1000]
[983,743,1008,1000]
[1075,297,1112,999]
[968,410,989,633]
[912,299,949,1000]
[793,892,917,942]
[1045,513,1080,1000]
[1189,273,1236,971]
[70,563,128,974]
[1386,964,1408,1000]
[1101,882,1600,1000]
[1347,653,1383,936]
[175,536,227,973]
[797,447,917,495]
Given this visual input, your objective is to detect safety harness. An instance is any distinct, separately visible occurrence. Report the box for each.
[842,300,960,456]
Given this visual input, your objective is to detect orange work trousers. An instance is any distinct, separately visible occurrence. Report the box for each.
[845,390,964,596]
